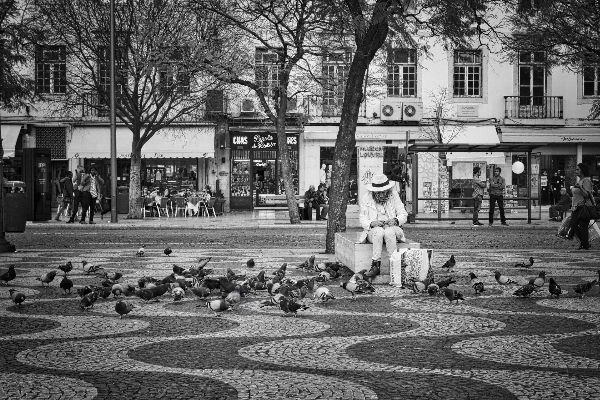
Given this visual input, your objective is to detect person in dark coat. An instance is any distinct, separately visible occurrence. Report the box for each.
[548,188,571,221]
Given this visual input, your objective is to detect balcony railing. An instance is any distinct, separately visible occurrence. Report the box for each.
[504,96,563,119]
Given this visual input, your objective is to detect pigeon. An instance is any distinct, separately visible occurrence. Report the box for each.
[225,286,242,307]
[122,284,136,297]
[246,258,255,268]
[0,265,16,285]
[189,257,212,275]
[573,279,598,299]
[111,284,124,297]
[469,272,485,294]
[103,271,123,282]
[494,271,518,285]
[37,271,57,287]
[161,273,178,285]
[58,261,73,275]
[444,288,464,303]
[409,277,432,293]
[514,257,534,268]
[528,271,546,289]
[548,278,562,298]
[313,286,335,303]
[279,296,309,317]
[173,265,189,275]
[441,255,456,271]
[340,279,375,300]
[114,300,134,319]
[171,287,185,301]
[188,286,211,300]
[317,270,331,282]
[95,286,112,299]
[149,283,171,299]
[135,288,155,302]
[138,277,159,288]
[200,299,233,315]
[226,268,245,282]
[436,276,456,290]
[427,283,439,295]
[273,263,287,280]
[136,245,146,257]
[59,276,74,294]
[164,247,172,256]
[260,294,284,308]
[80,292,98,310]
[200,277,221,292]
[267,281,281,296]
[513,284,536,298]
[9,289,25,307]
[77,286,94,297]
[82,260,101,274]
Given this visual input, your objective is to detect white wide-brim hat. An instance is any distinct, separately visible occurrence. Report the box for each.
[366,174,395,192]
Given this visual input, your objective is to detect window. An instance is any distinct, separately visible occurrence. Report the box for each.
[98,46,128,116]
[583,64,600,97]
[518,51,546,105]
[255,48,281,99]
[322,51,352,116]
[453,50,482,97]
[159,48,191,95]
[35,45,66,94]
[388,49,417,97]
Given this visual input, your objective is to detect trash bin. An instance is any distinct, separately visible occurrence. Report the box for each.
[3,181,27,233]
[213,199,225,216]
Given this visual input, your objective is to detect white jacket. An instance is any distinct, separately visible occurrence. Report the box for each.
[359,191,408,232]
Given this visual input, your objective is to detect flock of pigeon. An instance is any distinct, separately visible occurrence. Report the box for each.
[0,247,379,319]
[2,248,598,319]
[408,254,600,302]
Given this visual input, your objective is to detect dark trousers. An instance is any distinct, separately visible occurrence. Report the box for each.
[68,191,83,222]
[81,191,97,222]
[569,206,590,247]
[472,195,482,222]
[489,194,506,223]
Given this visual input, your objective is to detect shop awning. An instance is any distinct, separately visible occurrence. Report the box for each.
[1,125,22,158]
[68,126,215,159]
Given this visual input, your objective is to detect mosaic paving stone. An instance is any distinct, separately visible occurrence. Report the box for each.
[0,373,97,400]
[537,297,600,312]
[0,287,40,299]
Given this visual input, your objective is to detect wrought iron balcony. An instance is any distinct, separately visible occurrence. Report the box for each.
[504,96,563,119]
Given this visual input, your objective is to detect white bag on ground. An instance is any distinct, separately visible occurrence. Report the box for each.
[389,248,408,286]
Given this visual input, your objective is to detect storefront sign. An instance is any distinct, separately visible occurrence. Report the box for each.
[118,152,165,158]
[231,134,252,150]
[457,105,479,117]
[254,133,277,149]
[359,146,384,158]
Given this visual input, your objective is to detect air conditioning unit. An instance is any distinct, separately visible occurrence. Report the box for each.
[402,101,423,122]
[380,98,403,121]
[241,98,255,113]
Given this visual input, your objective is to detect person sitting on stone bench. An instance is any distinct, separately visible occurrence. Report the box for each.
[304,184,329,220]
[359,173,408,278]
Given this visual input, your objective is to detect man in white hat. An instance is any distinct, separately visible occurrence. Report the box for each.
[359,173,408,274]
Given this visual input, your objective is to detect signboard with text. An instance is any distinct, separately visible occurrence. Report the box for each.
[230,132,299,150]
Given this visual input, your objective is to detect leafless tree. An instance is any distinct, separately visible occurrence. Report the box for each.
[37,0,226,217]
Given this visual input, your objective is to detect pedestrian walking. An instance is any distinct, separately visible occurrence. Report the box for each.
[488,167,508,226]
[566,163,594,250]
[66,165,85,224]
[55,171,73,221]
[80,167,104,225]
[472,167,485,226]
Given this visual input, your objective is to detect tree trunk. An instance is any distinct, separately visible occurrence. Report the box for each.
[127,136,143,219]
[277,116,301,224]
[325,0,390,254]
[325,56,369,253]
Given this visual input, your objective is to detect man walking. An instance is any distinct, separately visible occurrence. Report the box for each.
[80,167,104,224]
[489,167,508,226]
[472,167,485,226]
[66,165,85,224]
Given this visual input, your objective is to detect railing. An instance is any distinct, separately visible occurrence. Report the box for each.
[504,96,563,119]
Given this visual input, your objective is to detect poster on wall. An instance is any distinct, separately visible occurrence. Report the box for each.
[357,145,384,204]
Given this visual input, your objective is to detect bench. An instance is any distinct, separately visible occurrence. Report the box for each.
[335,231,420,284]
[256,194,322,220]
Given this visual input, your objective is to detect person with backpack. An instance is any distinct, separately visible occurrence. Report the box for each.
[55,171,74,221]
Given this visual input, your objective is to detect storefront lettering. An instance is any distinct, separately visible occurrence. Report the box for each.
[118,153,164,158]
[253,134,276,149]
[359,146,384,158]
[560,136,585,142]
[233,136,248,145]
[287,136,297,145]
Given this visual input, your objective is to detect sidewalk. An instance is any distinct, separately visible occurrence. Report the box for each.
[32,204,563,230]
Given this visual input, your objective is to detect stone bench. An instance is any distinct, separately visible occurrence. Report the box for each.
[335,231,420,284]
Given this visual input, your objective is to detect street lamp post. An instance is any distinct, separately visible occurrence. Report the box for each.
[110,0,118,223]
[0,137,17,252]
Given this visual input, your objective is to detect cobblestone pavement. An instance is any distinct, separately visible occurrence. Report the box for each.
[1,244,599,399]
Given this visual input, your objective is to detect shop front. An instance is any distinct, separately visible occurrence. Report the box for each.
[67,125,215,210]
[229,129,300,210]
